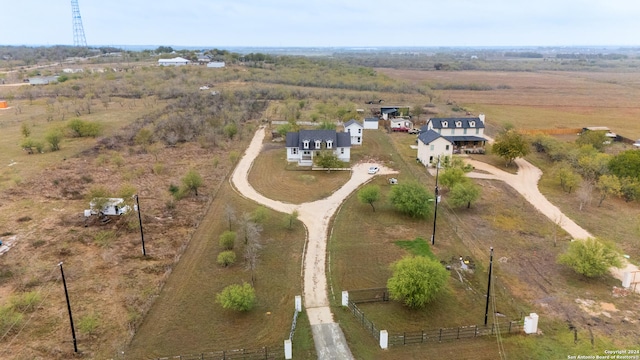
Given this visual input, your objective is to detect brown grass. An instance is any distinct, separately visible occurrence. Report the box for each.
[247,142,351,203]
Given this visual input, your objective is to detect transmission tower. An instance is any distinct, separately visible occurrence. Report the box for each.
[71,0,87,47]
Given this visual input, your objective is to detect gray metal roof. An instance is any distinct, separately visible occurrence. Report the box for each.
[286,129,351,149]
[364,117,379,122]
[418,130,452,145]
[344,119,362,128]
[429,117,485,129]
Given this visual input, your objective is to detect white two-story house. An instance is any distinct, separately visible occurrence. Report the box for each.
[417,114,487,166]
[286,130,351,166]
[343,119,363,145]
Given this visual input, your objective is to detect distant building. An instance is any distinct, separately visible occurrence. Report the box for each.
[158,57,190,66]
[364,117,379,130]
[207,61,225,68]
[28,76,59,85]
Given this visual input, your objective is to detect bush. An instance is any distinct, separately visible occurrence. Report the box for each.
[77,313,100,335]
[68,119,102,138]
[0,305,23,335]
[387,256,449,309]
[558,238,622,278]
[216,282,256,311]
[217,251,237,267]
[219,230,236,250]
[389,182,434,218]
[9,291,41,312]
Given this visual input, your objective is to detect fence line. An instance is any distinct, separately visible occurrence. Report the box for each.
[346,288,523,347]
[517,128,581,135]
[155,346,285,360]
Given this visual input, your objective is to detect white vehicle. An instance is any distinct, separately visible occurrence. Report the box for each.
[368,166,379,174]
[199,86,210,90]
[633,140,640,148]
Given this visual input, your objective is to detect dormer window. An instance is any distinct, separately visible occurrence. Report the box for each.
[455,121,462,127]
[326,140,333,149]
[315,140,321,149]
[442,121,448,127]
[470,121,476,127]
[303,140,310,149]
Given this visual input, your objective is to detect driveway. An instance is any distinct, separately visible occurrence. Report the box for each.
[231,126,397,359]
[463,157,639,291]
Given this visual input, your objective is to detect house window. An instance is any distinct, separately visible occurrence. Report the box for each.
[358,129,362,134]
[442,121,448,127]
[303,140,309,149]
[430,145,434,151]
[446,145,450,150]
[291,148,298,155]
[470,121,476,127]
[451,129,455,135]
[326,140,333,149]
[303,151,310,155]
[357,137,361,143]
[476,128,480,134]
[455,121,462,127]
[315,140,321,149]
[340,148,344,154]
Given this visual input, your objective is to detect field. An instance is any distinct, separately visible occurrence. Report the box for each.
[1,55,639,359]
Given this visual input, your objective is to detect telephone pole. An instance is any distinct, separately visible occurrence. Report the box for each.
[58,262,78,353]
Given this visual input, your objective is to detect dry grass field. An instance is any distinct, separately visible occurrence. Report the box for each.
[379,69,640,139]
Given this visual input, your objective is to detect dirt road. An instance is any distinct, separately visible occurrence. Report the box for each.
[464,157,639,291]
[231,126,396,359]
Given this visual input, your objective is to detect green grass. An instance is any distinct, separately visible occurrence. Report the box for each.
[394,237,436,259]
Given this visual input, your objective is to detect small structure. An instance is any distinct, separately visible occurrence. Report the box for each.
[84,198,130,217]
[196,53,212,64]
[364,117,379,130]
[158,57,190,66]
[28,76,60,85]
[581,126,617,139]
[390,118,413,132]
[343,119,363,145]
[0,101,8,109]
[207,61,225,68]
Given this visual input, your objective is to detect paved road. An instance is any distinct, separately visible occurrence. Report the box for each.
[231,126,397,359]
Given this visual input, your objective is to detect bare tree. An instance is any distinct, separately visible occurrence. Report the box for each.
[577,181,593,211]
[552,215,565,247]
[224,204,236,231]
[242,219,263,285]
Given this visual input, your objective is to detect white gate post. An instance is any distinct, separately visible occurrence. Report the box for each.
[622,272,632,288]
[379,330,388,349]
[295,295,302,312]
[284,339,292,359]
[341,291,349,306]
[524,313,539,334]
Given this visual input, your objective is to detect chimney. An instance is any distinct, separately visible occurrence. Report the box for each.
[478,113,485,123]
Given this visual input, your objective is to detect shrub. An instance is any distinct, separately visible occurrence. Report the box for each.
[558,238,622,278]
[219,230,236,250]
[216,283,256,311]
[387,256,449,309]
[10,291,41,312]
[217,251,237,267]
[68,119,102,137]
[77,313,100,335]
[0,305,23,335]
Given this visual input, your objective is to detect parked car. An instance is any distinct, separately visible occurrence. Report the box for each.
[408,128,420,134]
[633,140,640,148]
[368,166,379,174]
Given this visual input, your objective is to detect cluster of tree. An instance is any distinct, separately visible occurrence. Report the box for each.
[438,158,481,209]
[532,134,640,205]
[20,118,102,154]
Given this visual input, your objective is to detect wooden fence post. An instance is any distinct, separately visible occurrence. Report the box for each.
[439,328,442,342]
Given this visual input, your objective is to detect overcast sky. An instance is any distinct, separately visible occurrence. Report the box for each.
[1,0,639,48]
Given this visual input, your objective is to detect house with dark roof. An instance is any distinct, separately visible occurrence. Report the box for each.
[416,130,454,166]
[343,119,363,145]
[417,114,487,166]
[286,129,351,166]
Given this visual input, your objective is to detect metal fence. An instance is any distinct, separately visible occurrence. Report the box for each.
[155,346,285,360]
[345,288,523,347]
[388,321,523,346]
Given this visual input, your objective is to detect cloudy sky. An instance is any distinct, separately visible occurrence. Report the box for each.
[1,0,638,47]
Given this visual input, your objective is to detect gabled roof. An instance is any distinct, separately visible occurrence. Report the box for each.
[364,117,379,122]
[418,130,453,145]
[285,129,351,149]
[158,57,190,63]
[344,119,363,128]
[382,108,398,114]
[429,117,485,129]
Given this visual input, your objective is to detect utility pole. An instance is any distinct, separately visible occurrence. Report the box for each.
[431,155,441,246]
[58,262,77,353]
[484,247,494,326]
[134,195,146,256]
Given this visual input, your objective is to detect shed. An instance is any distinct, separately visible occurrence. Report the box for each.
[207,61,226,68]
[364,117,379,130]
